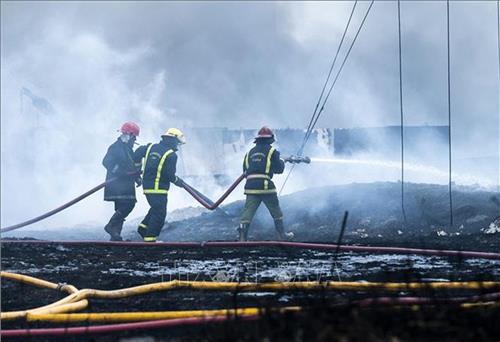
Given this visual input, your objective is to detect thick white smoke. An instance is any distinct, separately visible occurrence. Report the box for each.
[0,27,184,228]
[1,1,498,232]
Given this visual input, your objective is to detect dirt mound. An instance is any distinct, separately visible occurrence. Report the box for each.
[4,182,499,249]
[154,182,500,245]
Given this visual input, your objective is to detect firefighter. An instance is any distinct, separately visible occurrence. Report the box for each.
[135,128,185,242]
[238,126,294,241]
[102,122,142,241]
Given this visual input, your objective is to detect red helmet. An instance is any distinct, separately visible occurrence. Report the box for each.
[255,126,274,139]
[120,122,140,137]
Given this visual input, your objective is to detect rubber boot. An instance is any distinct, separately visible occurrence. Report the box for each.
[274,220,294,241]
[137,223,148,239]
[104,212,124,241]
[113,223,124,241]
[238,223,250,241]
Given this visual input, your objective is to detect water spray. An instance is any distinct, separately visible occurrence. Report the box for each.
[308,157,494,187]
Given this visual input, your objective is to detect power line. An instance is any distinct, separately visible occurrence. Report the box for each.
[306,0,375,145]
[280,1,359,195]
[446,0,454,227]
[299,1,359,157]
[397,0,407,224]
[280,0,375,194]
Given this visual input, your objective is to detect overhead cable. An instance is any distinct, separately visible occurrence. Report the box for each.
[397,0,407,223]
[446,0,454,227]
[280,0,374,194]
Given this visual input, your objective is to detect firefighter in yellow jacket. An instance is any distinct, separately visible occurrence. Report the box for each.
[238,127,294,241]
[135,128,185,242]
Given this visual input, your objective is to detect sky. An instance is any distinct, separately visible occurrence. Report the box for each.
[1,1,499,227]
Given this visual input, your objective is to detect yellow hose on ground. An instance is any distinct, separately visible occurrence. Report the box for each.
[30,300,89,315]
[26,306,301,323]
[63,280,500,303]
[0,271,77,294]
[3,271,499,322]
[0,299,88,321]
[0,271,83,321]
[461,301,500,308]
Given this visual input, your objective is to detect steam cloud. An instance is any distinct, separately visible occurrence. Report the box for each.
[1,1,498,228]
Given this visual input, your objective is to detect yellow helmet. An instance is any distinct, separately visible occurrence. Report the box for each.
[162,128,186,144]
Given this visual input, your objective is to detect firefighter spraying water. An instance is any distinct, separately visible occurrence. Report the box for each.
[238,127,310,242]
[0,126,312,240]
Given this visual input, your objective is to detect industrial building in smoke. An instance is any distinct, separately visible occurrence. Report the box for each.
[178,126,448,181]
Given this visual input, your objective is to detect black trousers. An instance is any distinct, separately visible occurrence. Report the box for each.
[105,200,135,234]
[139,194,168,238]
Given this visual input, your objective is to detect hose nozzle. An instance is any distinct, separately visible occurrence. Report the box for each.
[284,155,311,164]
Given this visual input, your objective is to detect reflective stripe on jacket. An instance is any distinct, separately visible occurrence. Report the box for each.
[243,143,284,195]
[137,140,178,195]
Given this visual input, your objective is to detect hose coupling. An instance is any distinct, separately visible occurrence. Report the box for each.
[56,282,68,291]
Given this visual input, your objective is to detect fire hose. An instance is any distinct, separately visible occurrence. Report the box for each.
[0,156,310,233]
[0,174,243,233]
[1,271,498,337]
[181,173,246,210]
[0,178,119,233]
[180,156,310,209]
[2,270,499,322]
[1,316,261,337]
[2,240,500,260]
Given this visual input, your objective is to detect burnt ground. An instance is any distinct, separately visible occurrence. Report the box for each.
[1,182,500,340]
[1,242,500,341]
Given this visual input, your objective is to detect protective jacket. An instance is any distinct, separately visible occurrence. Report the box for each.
[243,142,285,195]
[102,138,141,201]
[135,139,179,195]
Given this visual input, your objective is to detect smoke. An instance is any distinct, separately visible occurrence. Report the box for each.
[0,24,173,228]
[1,1,499,229]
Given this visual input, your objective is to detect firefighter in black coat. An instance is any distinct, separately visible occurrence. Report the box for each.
[102,122,142,241]
[239,127,294,241]
[134,128,185,242]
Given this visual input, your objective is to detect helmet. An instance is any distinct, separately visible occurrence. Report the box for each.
[255,126,274,139]
[120,122,140,137]
[162,128,186,144]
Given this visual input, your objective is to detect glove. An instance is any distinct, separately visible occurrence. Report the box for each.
[173,176,184,187]
[135,177,143,187]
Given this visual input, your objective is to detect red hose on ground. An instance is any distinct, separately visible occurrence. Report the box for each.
[1,240,499,260]
[0,178,119,233]
[0,314,259,337]
[0,173,244,233]
[2,293,499,337]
